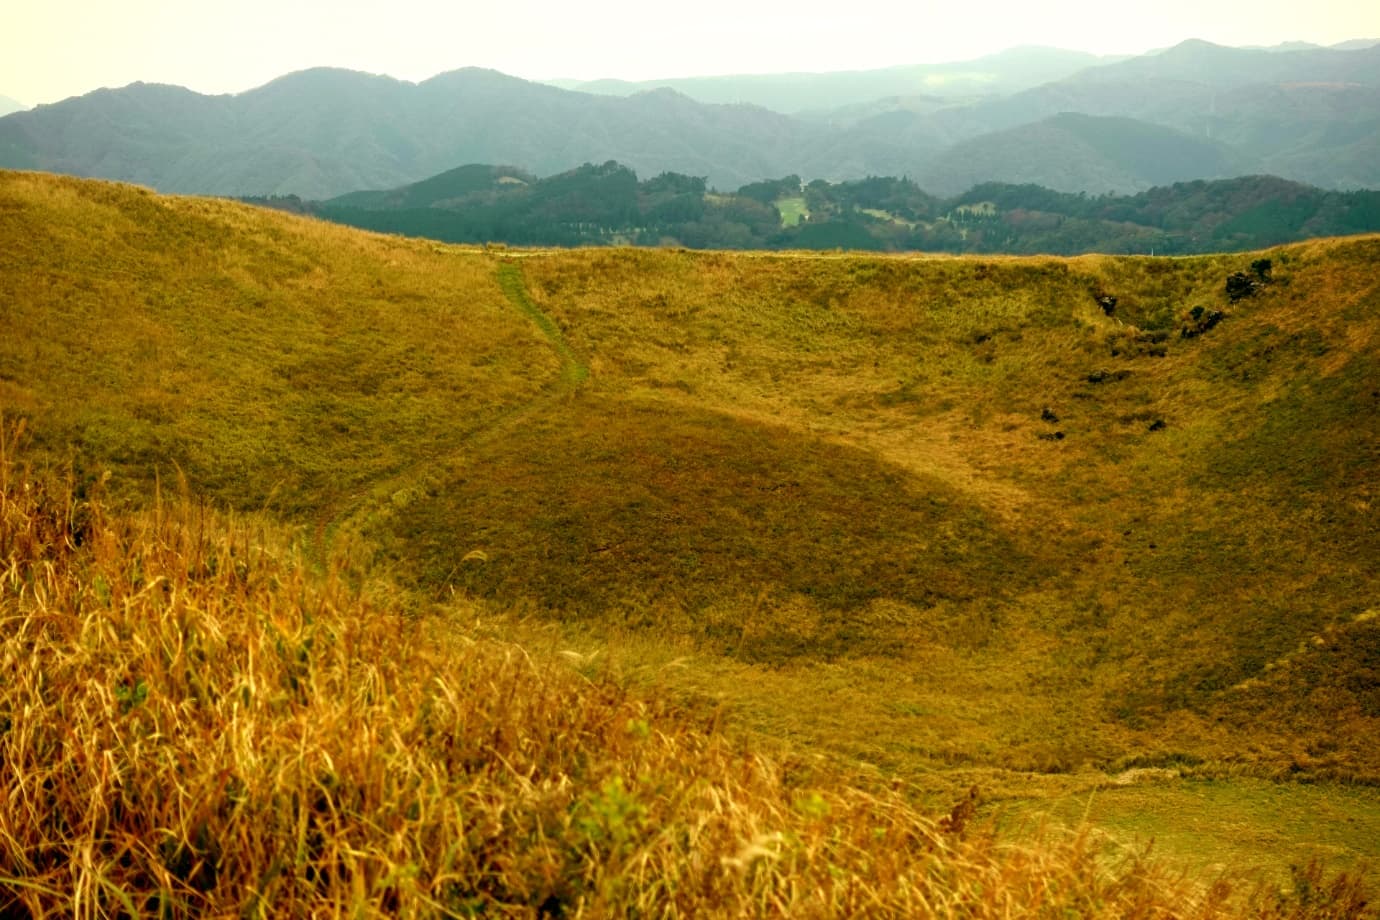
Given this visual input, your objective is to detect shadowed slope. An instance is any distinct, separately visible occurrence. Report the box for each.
[379,396,1025,655]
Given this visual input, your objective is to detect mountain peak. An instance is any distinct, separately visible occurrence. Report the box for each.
[1160,38,1233,56]
[421,67,542,89]
[255,67,407,92]
[629,86,696,103]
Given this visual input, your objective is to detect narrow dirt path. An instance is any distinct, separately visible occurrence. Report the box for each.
[496,261,589,387]
[313,259,590,560]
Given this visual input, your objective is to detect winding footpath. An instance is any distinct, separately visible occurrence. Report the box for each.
[496,261,590,387]
[313,259,590,558]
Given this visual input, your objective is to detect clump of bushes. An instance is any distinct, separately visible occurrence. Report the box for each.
[1182,304,1227,338]
[1226,258,1274,303]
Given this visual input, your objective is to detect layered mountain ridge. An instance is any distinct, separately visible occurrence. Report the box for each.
[1,39,1378,200]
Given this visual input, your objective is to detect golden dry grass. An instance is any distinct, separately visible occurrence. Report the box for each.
[2,423,1373,917]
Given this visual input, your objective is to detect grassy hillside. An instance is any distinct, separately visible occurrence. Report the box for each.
[3,170,1379,903]
[503,245,1380,783]
[0,170,559,518]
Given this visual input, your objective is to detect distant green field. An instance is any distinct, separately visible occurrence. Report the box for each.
[775,195,808,226]
[1016,776,1380,893]
[861,207,917,227]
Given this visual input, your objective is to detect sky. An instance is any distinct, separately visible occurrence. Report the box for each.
[3,0,1377,106]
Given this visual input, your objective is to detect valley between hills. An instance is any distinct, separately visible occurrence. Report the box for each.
[2,169,1378,916]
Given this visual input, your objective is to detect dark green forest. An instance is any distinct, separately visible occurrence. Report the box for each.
[250,164,1380,255]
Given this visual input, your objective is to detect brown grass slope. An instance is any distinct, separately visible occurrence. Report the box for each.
[2,169,1379,881]
[0,170,558,519]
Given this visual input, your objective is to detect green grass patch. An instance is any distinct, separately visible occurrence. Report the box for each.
[861,207,917,228]
[775,196,808,227]
[1024,777,1380,892]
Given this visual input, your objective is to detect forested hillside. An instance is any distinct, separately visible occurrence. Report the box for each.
[270,163,1380,254]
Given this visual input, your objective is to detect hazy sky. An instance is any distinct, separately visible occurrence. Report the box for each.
[3,0,1377,105]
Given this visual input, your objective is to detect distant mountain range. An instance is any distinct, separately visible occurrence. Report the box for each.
[0,68,820,198]
[2,39,1379,199]
[916,112,1249,196]
[1328,39,1380,51]
[546,46,1122,113]
[0,95,24,117]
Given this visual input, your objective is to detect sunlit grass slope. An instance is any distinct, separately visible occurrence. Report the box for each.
[2,169,1378,888]
[0,170,557,519]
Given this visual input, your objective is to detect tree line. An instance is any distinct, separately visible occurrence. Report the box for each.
[243,163,1380,255]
